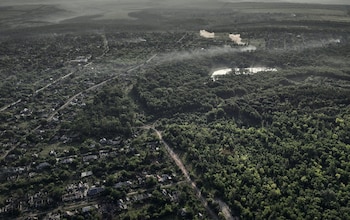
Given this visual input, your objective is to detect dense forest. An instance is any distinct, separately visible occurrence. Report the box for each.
[132,32,350,219]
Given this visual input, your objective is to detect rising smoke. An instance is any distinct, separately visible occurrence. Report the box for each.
[156,45,257,63]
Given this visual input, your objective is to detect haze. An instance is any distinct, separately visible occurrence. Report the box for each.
[220,0,350,4]
[1,0,349,7]
[0,0,350,5]
[1,0,348,23]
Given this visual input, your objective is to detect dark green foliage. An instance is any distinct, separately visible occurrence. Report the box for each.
[1,3,350,219]
[71,84,135,139]
[133,36,350,219]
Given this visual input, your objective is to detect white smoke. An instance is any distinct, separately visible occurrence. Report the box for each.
[285,38,342,51]
[239,45,257,52]
[200,30,215,39]
[229,33,245,45]
[156,45,257,63]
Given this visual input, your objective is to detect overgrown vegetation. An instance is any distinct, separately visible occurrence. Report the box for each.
[132,37,350,220]
[1,1,350,219]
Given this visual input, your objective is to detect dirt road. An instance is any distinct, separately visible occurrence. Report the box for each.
[143,125,237,220]
[47,53,158,121]
[217,199,236,220]
[148,127,219,220]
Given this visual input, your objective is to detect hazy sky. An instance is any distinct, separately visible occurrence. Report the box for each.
[1,0,348,24]
[220,0,349,4]
[1,0,350,6]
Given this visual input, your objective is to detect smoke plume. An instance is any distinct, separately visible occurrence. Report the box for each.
[156,45,256,63]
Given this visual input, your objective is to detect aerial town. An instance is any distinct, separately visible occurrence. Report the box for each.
[1,0,350,219]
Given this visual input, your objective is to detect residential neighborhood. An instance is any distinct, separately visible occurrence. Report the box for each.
[1,1,350,219]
